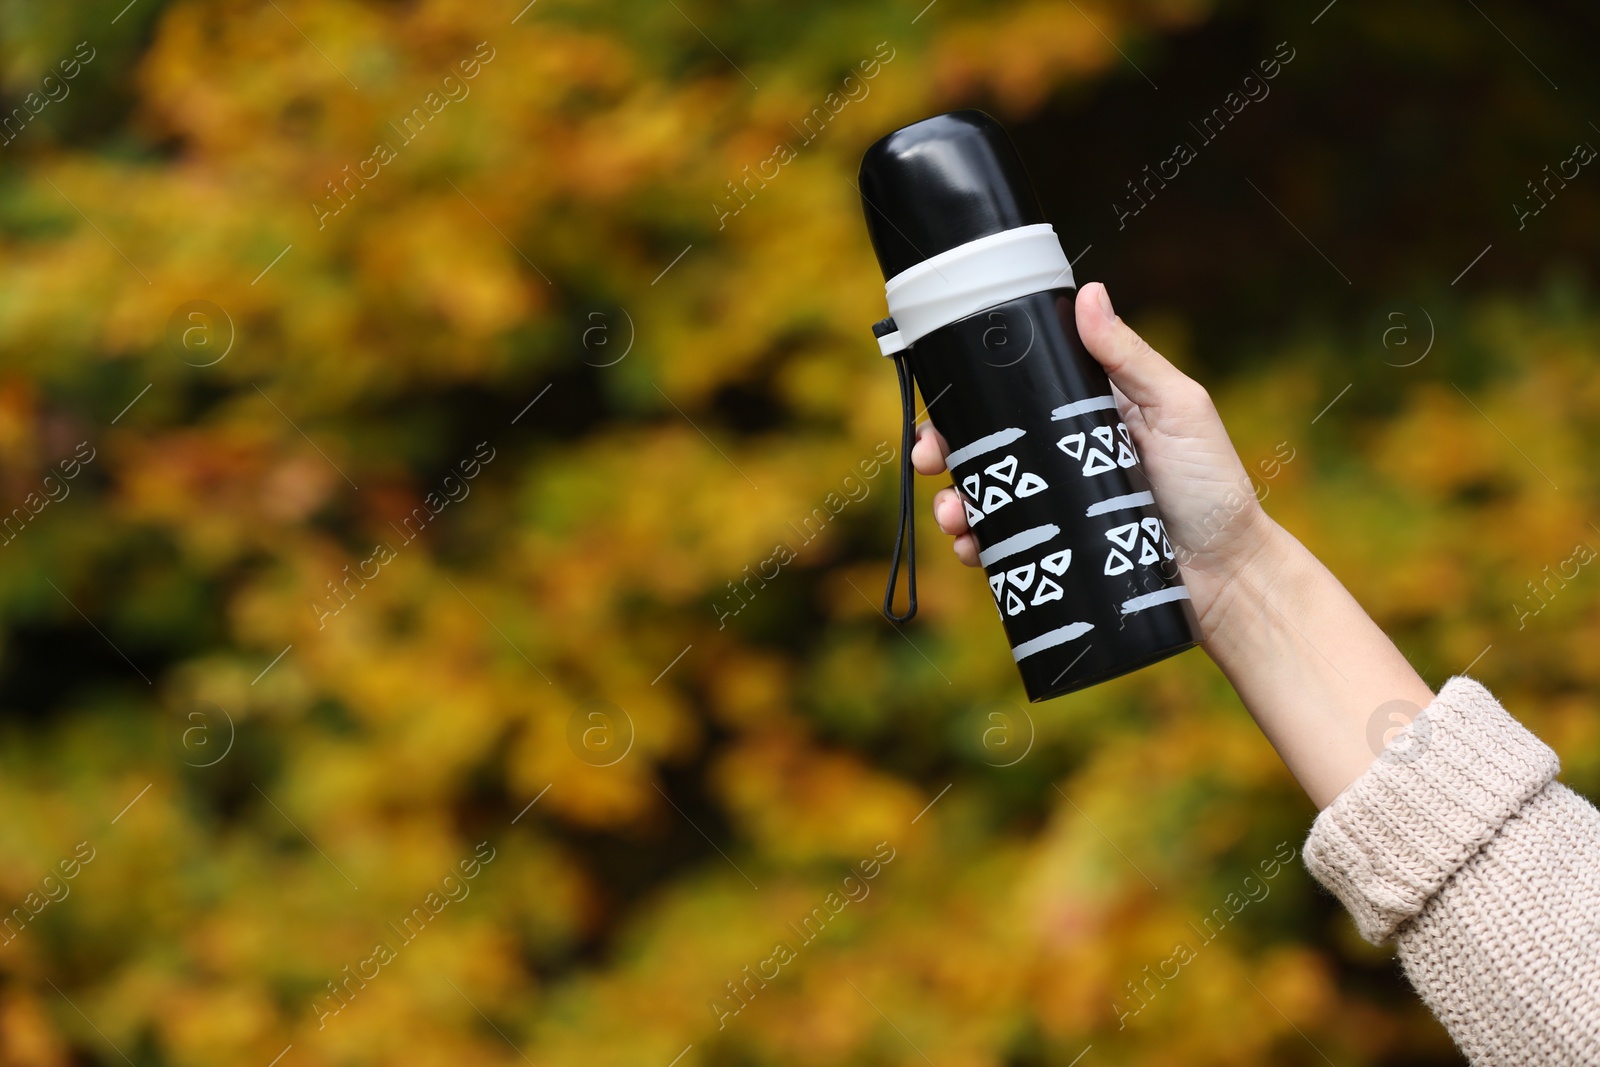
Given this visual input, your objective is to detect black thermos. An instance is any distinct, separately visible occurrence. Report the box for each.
[860,110,1202,702]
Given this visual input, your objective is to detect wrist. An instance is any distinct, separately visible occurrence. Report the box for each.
[1197,513,1304,651]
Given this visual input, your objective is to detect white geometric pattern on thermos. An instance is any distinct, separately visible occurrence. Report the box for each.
[950,392,1191,662]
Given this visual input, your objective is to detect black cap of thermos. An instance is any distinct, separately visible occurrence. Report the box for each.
[858,109,1049,281]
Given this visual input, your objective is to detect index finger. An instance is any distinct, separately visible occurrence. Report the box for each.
[912,421,950,475]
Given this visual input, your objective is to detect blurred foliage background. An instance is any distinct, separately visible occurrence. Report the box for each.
[1,0,1598,1063]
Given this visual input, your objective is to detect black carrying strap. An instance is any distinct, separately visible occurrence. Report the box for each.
[882,344,918,622]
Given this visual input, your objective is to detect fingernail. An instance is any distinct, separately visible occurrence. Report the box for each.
[1093,282,1114,319]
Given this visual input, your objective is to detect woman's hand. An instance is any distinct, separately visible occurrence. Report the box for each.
[912,281,1275,639]
[911,281,1434,807]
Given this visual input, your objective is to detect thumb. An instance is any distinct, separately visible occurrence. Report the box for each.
[1074,282,1193,412]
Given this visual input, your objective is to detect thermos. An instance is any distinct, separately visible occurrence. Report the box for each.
[860,109,1202,702]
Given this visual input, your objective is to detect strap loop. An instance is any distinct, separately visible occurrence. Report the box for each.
[882,346,918,623]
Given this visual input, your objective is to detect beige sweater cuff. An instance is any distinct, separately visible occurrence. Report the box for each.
[1301,676,1560,944]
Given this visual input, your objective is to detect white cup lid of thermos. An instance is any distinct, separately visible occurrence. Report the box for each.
[875,223,1075,355]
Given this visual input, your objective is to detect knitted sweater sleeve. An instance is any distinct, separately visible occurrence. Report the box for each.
[1302,677,1600,1066]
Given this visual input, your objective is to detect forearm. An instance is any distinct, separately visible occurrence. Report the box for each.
[1201,519,1435,808]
